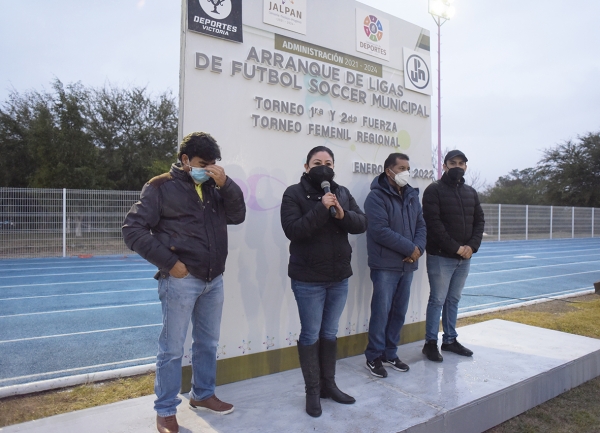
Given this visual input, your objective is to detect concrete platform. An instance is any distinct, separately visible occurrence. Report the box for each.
[3,319,600,433]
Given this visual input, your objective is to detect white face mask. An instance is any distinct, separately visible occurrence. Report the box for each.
[389,169,410,187]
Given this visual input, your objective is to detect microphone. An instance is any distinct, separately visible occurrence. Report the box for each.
[320,181,337,217]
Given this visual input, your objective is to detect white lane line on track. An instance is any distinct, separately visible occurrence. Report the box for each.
[459,286,592,311]
[471,252,600,266]
[0,288,156,301]
[475,246,600,259]
[464,269,600,289]
[0,302,160,318]
[0,259,144,266]
[0,324,162,344]
[0,270,152,279]
[469,259,600,275]
[0,264,154,272]
[0,357,156,383]
[0,278,154,289]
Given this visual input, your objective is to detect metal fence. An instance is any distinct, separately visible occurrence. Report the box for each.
[481,204,599,241]
[2,188,600,258]
[0,188,140,258]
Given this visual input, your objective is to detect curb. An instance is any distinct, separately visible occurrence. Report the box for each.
[0,364,156,399]
[458,289,595,319]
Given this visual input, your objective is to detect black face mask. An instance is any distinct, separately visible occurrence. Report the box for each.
[307,165,335,188]
[447,167,465,182]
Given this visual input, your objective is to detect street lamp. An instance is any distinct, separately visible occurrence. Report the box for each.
[429,0,455,179]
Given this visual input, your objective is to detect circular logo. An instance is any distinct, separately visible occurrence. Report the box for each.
[363,15,383,42]
[200,0,232,20]
[406,54,430,90]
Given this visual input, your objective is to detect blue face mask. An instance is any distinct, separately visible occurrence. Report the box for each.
[188,166,210,184]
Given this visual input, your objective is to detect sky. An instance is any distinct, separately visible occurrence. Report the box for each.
[2,0,600,187]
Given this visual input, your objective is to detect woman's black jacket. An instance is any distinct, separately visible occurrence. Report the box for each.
[280,174,367,282]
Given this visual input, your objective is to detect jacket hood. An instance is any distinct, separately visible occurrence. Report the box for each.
[370,172,418,198]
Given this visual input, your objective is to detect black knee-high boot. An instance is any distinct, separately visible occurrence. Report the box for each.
[319,338,356,404]
[297,341,322,417]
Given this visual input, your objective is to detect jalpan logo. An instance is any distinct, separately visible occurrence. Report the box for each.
[200,0,232,20]
[363,15,383,42]
[406,54,430,90]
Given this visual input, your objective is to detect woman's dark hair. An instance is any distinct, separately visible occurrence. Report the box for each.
[306,146,334,165]
[178,132,222,162]
[384,152,410,170]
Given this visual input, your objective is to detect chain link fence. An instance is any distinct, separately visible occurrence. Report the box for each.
[2,188,600,258]
[0,188,140,258]
[481,204,599,241]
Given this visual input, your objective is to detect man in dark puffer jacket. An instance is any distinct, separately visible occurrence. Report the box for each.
[421,150,485,362]
[123,132,245,433]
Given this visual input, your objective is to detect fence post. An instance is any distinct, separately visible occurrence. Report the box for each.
[572,207,575,238]
[525,205,529,241]
[62,188,67,258]
[593,208,595,238]
[498,204,501,241]
[550,206,553,239]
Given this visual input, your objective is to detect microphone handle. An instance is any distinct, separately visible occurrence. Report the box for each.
[322,186,337,217]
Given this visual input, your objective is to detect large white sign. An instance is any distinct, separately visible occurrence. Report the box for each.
[180,0,432,363]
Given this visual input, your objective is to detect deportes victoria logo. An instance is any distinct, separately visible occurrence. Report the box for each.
[363,15,383,42]
[200,0,232,19]
[406,54,430,89]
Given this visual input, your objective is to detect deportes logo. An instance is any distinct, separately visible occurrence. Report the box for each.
[363,15,383,42]
[200,0,232,19]
[406,54,430,90]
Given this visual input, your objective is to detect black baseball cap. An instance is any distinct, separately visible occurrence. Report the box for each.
[444,150,468,164]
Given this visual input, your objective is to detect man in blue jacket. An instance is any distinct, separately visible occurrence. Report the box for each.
[364,153,427,378]
[123,132,246,433]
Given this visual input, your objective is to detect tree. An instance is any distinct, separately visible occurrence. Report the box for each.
[0,79,178,190]
[537,133,600,207]
[479,168,543,205]
[480,131,600,207]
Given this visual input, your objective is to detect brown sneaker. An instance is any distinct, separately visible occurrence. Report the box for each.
[189,395,234,415]
[156,414,179,433]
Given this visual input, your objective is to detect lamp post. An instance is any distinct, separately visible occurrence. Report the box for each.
[429,0,455,179]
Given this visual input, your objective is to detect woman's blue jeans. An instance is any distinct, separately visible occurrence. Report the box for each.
[425,254,471,343]
[154,273,224,417]
[291,279,349,345]
[365,269,414,362]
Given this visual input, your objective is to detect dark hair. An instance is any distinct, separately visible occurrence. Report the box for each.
[306,146,334,165]
[384,152,410,170]
[178,132,221,162]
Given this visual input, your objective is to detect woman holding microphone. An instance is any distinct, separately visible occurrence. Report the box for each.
[280,146,367,417]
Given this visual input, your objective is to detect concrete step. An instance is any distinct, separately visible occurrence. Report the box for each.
[4,319,600,433]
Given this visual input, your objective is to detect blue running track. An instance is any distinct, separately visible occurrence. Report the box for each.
[1,238,599,388]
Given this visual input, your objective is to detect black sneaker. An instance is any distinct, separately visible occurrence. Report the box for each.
[383,358,409,372]
[441,340,473,357]
[366,357,388,377]
[422,340,443,362]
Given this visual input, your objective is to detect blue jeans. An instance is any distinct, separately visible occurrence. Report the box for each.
[365,269,414,362]
[154,273,224,417]
[291,279,349,346]
[425,254,471,343]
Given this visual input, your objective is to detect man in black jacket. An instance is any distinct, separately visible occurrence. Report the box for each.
[421,150,485,362]
[123,132,245,433]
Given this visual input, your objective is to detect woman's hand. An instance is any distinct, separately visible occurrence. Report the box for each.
[332,195,344,220]
[321,193,344,219]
